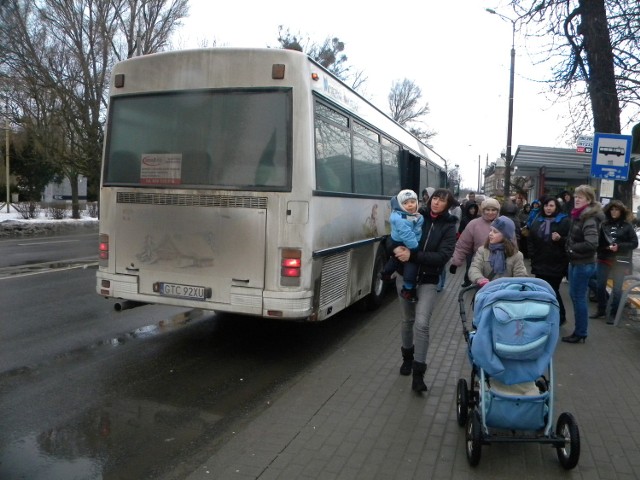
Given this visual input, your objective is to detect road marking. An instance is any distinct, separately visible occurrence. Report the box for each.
[0,261,98,280]
[17,239,80,246]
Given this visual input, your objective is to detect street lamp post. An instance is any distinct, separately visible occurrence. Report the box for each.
[4,98,8,213]
[477,154,482,192]
[487,8,517,201]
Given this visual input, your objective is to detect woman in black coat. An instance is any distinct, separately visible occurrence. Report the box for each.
[393,189,457,393]
[458,201,479,235]
[591,200,638,322]
[528,197,571,325]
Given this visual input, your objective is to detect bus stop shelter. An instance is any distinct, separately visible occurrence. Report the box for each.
[512,145,593,200]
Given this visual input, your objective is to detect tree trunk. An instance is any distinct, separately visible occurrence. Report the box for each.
[579,0,632,205]
[69,172,80,219]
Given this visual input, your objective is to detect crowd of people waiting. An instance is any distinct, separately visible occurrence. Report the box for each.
[384,186,638,393]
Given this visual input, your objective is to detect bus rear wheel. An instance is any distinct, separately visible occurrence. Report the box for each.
[362,249,388,310]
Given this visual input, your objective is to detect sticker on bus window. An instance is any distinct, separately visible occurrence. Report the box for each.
[140,153,182,185]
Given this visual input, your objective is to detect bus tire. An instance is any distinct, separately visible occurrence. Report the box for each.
[362,248,388,311]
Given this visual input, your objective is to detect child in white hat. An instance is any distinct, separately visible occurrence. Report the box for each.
[382,189,424,302]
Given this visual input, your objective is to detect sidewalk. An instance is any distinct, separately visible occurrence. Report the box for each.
[186,270,640,480]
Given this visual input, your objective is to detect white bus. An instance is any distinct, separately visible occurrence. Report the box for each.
[96,48,445,321]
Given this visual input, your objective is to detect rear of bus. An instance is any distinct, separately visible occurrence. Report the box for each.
[97,48,318,319]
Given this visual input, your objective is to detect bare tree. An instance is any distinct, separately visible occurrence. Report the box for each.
[111,0,189,61]
[511,175,533,198]
[509,0,639,205]
[388,79,436,145]
[276,26,367,91]
[0,0,187,217]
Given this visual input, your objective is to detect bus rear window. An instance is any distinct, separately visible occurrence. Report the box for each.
[103,89,292,190]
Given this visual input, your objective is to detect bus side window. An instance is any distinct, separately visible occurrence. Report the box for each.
[353,136,382,195]
[315,117,352,193]
[382,149,401,196]
[181,151,211,185]
[107,150,140,184]
[317,155,351,192]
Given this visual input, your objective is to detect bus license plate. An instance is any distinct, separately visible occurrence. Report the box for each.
[159,282,206,301]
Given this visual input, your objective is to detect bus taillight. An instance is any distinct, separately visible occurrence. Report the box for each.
[281,249,301,285]
[281,258,301,276]
[99,233,109,267]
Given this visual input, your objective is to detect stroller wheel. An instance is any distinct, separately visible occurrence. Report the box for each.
[456,378,469,427]
[466,411,482,466]
[556,412,580,469]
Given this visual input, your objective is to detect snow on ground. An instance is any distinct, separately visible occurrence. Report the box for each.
[0,203,98,236]
[0,203,98,224]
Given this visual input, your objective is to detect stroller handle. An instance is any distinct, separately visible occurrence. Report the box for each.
[458,284,480,342]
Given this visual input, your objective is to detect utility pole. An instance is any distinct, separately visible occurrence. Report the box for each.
[487,8,518,200]
[4,98,9,213]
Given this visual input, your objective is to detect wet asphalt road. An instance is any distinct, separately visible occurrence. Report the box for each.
[0,235,383,479]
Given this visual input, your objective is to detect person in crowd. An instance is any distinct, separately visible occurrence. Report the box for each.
[437,197,462,292]
[450,198,501,287]
[590,200,638,323]
[528,197,571,326]
[420,187,434,211]
[517,202,532,258]
[562,185,603,344]
[500,198,522,243]
[381,189,424,302]
[515,196,524,210]
[458,201,479,236]
[468,215,528,287]
[560,190,575,215]
[449,197,462,232]
[518,202,531,227]
[461,191,476,208]
[526,198,542,228]
[392,189,457,392]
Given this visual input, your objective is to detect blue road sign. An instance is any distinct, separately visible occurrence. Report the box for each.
[591,133,632,180]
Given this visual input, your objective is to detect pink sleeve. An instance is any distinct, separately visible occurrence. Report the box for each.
[452,227,474,266]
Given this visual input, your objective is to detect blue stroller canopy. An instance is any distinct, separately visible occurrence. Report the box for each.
[470,277,560,385]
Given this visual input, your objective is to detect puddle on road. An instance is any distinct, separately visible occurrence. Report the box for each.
[0,308,224,479]
[1,434,101,480]
[0,399,222,479]
[1,309,204,381]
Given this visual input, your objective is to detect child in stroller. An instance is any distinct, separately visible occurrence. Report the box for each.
[456,277,580,469]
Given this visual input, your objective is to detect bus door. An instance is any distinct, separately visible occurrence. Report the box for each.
[400,150,421,194]
[112,197,266,307]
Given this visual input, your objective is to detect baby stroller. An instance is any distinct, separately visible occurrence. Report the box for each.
[456,277,580,469]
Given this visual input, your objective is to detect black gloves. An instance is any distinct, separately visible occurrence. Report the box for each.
[449,265,457,274]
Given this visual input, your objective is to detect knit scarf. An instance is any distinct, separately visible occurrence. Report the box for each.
[488,243,506,275]
[539,217,554,241]
[570,204,588,220]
